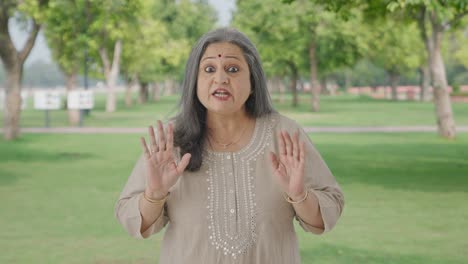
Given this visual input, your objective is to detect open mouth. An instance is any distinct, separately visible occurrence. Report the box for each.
[212,89,231,99]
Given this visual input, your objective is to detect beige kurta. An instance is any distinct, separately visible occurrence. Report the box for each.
[115,113,344,264]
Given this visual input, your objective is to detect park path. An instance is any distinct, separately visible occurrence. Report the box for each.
[4,125,468,134]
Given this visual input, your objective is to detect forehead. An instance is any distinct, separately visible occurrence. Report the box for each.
[201,42,245,59]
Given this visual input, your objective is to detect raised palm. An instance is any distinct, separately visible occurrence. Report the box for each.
[270,130,306,200]
[140,121,191,198]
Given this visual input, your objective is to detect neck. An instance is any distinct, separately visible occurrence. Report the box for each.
[206,110,250,133]
[205,110,253,150]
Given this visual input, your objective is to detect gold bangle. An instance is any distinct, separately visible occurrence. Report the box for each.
[284,190,308,204]
[143,191,169,205]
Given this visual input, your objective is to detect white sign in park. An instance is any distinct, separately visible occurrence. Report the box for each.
[34,90,62,110]
[0,90,29,110]
[67,90,94,110]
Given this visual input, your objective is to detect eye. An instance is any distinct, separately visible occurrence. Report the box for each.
[227,66,239,73]
[204,66,215,73]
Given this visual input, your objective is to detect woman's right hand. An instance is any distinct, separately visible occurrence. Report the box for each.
[140,120,191,199]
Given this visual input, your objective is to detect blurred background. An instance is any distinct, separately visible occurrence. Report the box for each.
[1,0,467,263]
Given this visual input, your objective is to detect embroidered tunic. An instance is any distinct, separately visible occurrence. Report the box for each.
[115,113,344,264]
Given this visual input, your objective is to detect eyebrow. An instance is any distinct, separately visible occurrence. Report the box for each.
[201,55,242,62]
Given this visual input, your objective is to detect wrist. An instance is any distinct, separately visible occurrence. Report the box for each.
[145,189,169,200]
[288,189,306,201]
[285,189,308,204]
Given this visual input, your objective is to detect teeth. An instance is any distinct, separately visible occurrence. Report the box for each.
[214,93,229,98]
[213,91,230,98]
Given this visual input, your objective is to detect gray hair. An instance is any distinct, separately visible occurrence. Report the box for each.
[173,27,275,171]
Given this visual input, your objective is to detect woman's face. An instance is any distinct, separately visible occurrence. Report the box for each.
[196,42,251,116]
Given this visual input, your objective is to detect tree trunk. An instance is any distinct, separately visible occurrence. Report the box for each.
[320,77,327,95]
[419,65,431,101]
[125,84,133,107]
[267,78,273,94]
[139,82,149,103]
[0,15,40,140]
[65,72,80,126]
[309,40,320,112]
[344,69,351,92]
[152,82,160,102]
[416,7,433,103]
[389,71,400,101]
[124,74,136,107]
[4,66,22,139]
[278,77,286,104]
[164,79,175,96]
[288,63,298,107]
[99,39,122,113]
[430,28,456,139]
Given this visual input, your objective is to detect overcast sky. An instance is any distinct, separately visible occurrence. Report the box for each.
[10,0,235,65]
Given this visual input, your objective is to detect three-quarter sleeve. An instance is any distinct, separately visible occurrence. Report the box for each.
[277,116,344,235]
[114,155,169,239]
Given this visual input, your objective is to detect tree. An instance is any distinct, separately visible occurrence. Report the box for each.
[44,0,88,125]
[366,19,422,100]
[235,0,365,110]
[234,0,308,107]
[387,0,468,139]
[157,0,217,95]
[0,0,48,140]
[85,0,141,113]
[296,0,467,138]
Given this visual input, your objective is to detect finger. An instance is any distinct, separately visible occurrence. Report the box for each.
[157,120,166,151]
[299,141,305,162]
[149,126,158,151]
[269,151,280,170]
[176,153,192,174]
[292,130,300,161]
[140,137,151,159]
[283,131,293,156]
[278,131,286,156]
[166,123,174,152]
[270,152,289,185]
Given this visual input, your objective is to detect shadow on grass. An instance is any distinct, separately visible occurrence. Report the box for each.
[0,137,95,186]
[300,243,461,264]
[318,140,468,193]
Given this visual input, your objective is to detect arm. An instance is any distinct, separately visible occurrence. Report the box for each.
[114,156,170,238]
[270,127,344,234]
[115,121,191,238]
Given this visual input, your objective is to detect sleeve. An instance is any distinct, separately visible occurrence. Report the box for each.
[278,116,345,235]
[114,155,169,239]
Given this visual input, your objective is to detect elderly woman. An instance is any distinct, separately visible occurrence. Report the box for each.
[115,28,344,263]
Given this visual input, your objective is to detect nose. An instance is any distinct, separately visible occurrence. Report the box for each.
[214,69,229,84]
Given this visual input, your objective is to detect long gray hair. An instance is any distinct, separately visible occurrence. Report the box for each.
[173,28,275,171]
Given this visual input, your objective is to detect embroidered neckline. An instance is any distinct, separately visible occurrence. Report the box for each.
[204,114,276,258]
[205,116,260,156]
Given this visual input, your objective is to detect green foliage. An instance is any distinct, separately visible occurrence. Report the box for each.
[234,0,305,77]
[366,19,423,77]
[234,0,366,79]
[44,0,87,75]
[348,59,388,87]
[17,0,50,23]
[120,0,216,83]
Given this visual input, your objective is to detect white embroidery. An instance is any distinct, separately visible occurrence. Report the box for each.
[204,115,275,258]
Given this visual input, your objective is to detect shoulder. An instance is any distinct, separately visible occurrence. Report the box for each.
[259,112,301,133]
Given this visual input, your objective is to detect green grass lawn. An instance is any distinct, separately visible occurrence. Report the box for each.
[3,92,468,128]
[1,133,467,263]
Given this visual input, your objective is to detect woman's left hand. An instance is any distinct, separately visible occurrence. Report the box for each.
[270,130,306,201]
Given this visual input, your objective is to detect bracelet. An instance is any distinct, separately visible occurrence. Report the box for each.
[142,191,169,205]
[284,190,309,204]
